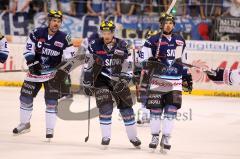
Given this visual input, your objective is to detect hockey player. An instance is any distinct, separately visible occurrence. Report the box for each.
[138,13,192,152]
[12,10,76,140]
[0,32,9,63]
[83,20,141,148]
[207,67,240,86]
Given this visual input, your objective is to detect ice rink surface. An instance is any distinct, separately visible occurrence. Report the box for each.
[0,87,240,159]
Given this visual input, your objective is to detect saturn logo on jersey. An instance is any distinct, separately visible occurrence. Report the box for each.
[42,47,60,56]
[105,59,122,66]
[167,49,175,57]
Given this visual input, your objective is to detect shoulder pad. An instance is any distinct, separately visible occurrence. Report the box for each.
[88,33,100,42]
[29,28,41,41]
[174,34,185,46]
[117,39,128,49]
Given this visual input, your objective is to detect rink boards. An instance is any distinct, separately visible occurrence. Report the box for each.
[0,40,240,97]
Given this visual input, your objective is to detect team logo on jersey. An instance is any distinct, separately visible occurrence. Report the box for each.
[54,41,63,48]
[167,59,174,66]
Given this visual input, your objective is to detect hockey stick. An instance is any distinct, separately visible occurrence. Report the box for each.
[178,61,216,76]
[166,0,177,14]
[0,68,56,75]
[0,69,27,73]
[155,0,177,58]
[85,95,91,142]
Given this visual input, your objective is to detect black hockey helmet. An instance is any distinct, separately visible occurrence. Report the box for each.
[159,12,175,27]
[100,20,116,32]
[48,10,63,21]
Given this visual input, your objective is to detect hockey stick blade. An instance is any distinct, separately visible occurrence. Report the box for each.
[180,62,217,76]
[85,136,89,142]
[85,96,91,142]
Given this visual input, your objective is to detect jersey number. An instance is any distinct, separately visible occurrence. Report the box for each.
[26,43,32,51]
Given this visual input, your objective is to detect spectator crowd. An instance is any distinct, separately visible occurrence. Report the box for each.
[0,0,239,19]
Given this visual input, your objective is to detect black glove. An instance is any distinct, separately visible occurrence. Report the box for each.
[182,73,193,93]
[0,55,8,64]
[113,78,128,94]
[83,81,94,96]
[53,69,68,83]
[27,60,42,75]
[146,57,166,74]
[206,68,224,82]
[147,57,158,70]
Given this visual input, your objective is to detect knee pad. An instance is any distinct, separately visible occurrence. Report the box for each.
[120,108,135,126]
[164,91,182,109]
[99,104,113,125]
[45,99,58,113]
[150,108,162,118]
[20,95,33,111]
[164,105,177,119]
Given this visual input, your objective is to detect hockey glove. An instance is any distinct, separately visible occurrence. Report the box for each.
[206,68,224,82]
[27,60,42,75]
[182,73,193,93]
[113,78,133,107]
[147,57,158,70]
[53,69,68,83]
[146,57,166,74]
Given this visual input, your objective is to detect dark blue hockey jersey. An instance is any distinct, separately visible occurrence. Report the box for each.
[140,33,186,92]
[85,37,130,83]
[24,27,75,70]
